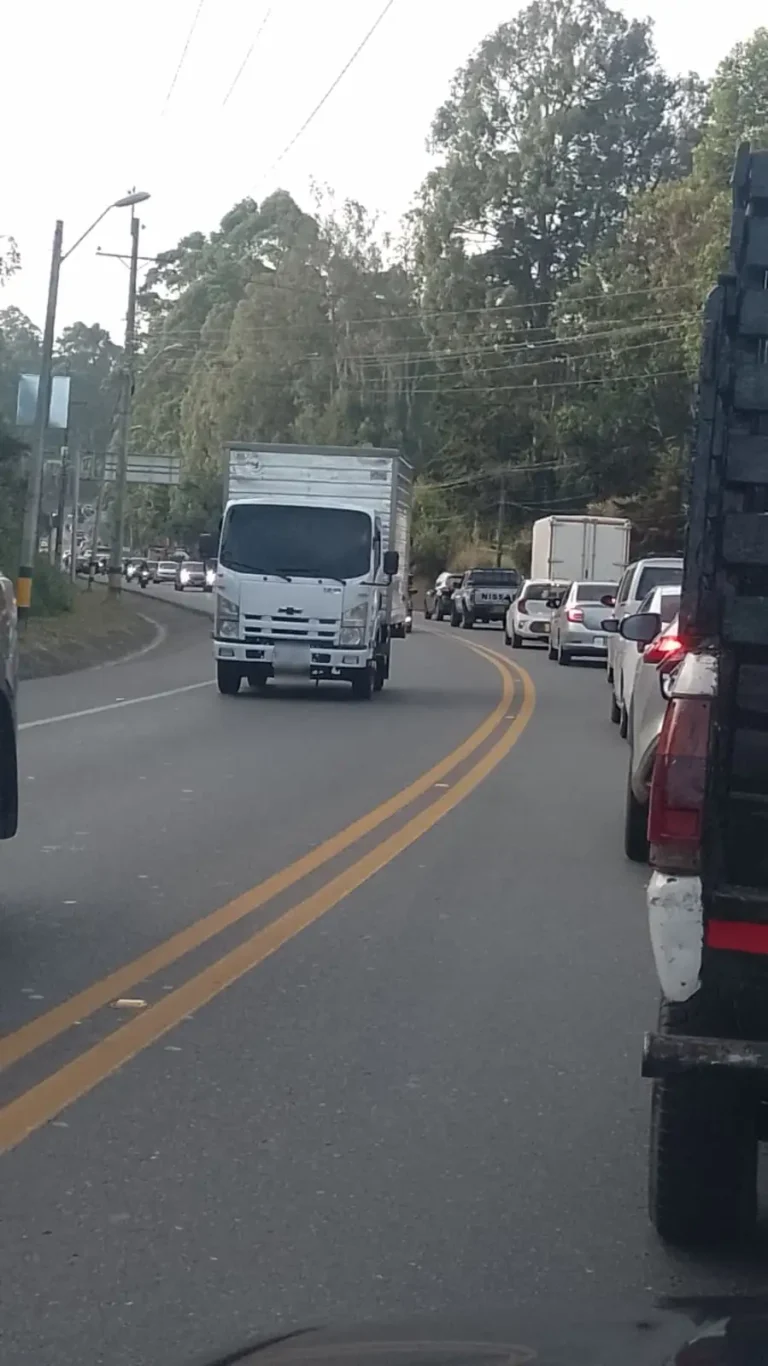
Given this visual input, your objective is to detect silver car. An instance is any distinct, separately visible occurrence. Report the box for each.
[504,579,567,647]
[624,608,684,862]
[549,580,618,665]
[154,560,178,584]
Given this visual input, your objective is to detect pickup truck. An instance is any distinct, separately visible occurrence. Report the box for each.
[0,570,19,842]
[450,567,521,629]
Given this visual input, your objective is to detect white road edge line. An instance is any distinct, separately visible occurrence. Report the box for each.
[20,680,213,731]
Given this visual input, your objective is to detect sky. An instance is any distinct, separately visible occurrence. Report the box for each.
[2,0,766,340]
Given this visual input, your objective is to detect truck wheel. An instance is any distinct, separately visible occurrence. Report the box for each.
[450,608,460,628]
[247,670,269,692]
[217,662,241,696]
[462,609,474,629]
[351,668,373,700]
[649,996,758,1245]
[624,765,649,862]
[610,691,621,724]
[373,658,385,692]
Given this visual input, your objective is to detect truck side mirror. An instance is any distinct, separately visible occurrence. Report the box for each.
[383,550,399,578]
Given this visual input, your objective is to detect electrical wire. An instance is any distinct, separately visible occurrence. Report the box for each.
[262,0,396,177]
[162,0,208,113]
[222,6,272,107]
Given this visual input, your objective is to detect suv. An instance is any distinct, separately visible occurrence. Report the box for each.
[0,570,19,844]
[451,568,520,629]
[424,572,462,622]
[605,558,683,721]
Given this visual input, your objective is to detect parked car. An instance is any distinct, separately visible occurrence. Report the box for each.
[0,569,18,844]
[548,580,618,664]
[175,560,212,592]
[504,579,567,647]
[424,572,462,622]
[607,560,684,731]
[613,585,681,740]
[622,611,686,862]
[451,567,521,629]
[605,556,683,693]
[154,560,178,584]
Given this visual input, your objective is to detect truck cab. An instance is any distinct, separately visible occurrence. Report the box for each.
[213,497,397,700]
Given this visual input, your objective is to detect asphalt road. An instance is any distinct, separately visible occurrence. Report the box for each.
[1,595,766,1366]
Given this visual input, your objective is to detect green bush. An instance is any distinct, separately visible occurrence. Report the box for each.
[31,560,75,618]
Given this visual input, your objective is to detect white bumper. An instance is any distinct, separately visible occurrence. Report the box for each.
[214,639,369,675]
[647,871,703,1002]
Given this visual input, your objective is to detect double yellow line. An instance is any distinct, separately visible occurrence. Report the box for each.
[0,638,535,1154]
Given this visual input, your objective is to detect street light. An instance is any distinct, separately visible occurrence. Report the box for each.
[16,191,151,620]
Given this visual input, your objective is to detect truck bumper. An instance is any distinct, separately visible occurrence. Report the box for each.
[642,1030,768,1078]
[214,639,370,677]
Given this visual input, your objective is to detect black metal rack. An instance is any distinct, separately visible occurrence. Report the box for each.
[682,144,768,917]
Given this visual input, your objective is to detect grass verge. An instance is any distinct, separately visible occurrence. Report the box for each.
[19,582,156,680]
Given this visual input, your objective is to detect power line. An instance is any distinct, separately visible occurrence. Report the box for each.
[222,6,272,107]
[263,0,397,178]
[162,0,207,113]
[401,367,690,397]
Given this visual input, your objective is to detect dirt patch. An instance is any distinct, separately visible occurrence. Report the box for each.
[19,585,157,680]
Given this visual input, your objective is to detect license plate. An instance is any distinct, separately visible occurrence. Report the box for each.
[592,635,605,648]
[273,643,310,674]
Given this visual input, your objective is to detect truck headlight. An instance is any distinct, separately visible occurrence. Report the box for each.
[340,602,368,647]
[215,593,240,639]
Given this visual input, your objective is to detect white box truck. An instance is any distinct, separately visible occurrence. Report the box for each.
[208,443,413,699]
[530,515,631,584]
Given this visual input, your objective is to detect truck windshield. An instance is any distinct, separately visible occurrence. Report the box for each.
[220,504,372,581]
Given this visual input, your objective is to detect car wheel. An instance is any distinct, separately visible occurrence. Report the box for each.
[548,639,557,661]
[557,643,571,666]
[649,995,758,1245]
[607,665,614,685]
[435,605,444,621]
[462,610,474,629]
[619,703,629,739]
[424,607,432,620]
[512,632,522,649]
[450,609,460,628]
[624,765,649,862]
[217,662,241,696]
[610,691,621,724]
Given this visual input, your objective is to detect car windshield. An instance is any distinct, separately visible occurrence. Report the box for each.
[185,562,204,573]
[659,590,681,624]
[637,563,683,596]
[159,562,176,572]
[220,504,372,581]
[576,582,617,602]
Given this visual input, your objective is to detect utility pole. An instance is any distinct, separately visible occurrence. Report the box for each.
[495,470,506,568]
[17,220,63,621]
[69,445,81,583]
[108,211,140,595]
[54,445,69,569]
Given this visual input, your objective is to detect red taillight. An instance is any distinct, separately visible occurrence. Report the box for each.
[566,607,583,623]
[643,633,684,665]
[648,696,710,873]
[517,600,528,615]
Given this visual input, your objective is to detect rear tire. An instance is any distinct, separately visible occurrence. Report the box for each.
[607,665,614,685]
[610,692,621,724]
[557,644,571,666]
[450,607,461,628]
[624,765,649,862]
[648,995,758,1246]
[351,668,373,700]
[512,632,522,649]
[619,704,629,739]
[462,609,474,629]
[424,606,433,621]
[548,640,557,661]
[217,662,241,696]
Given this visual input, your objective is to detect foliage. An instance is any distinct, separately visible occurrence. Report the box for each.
[29,558,75,618]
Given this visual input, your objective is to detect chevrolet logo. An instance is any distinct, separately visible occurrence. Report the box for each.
[277,606,301,616]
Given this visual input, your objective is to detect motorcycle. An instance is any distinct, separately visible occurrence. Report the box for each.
[138,568,151,589]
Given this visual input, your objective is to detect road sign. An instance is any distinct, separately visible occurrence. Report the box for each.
[103,454,180,486]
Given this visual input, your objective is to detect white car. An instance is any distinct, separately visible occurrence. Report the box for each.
[504,579,566,647]
[607,557,683,729]
[616,585,681,739]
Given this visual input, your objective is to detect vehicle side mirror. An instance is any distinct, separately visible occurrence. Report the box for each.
[601,594,616,607]
[382,550,399,578]
[199,533,217,559]
[601,618,620,633]
[620,611,661,644]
